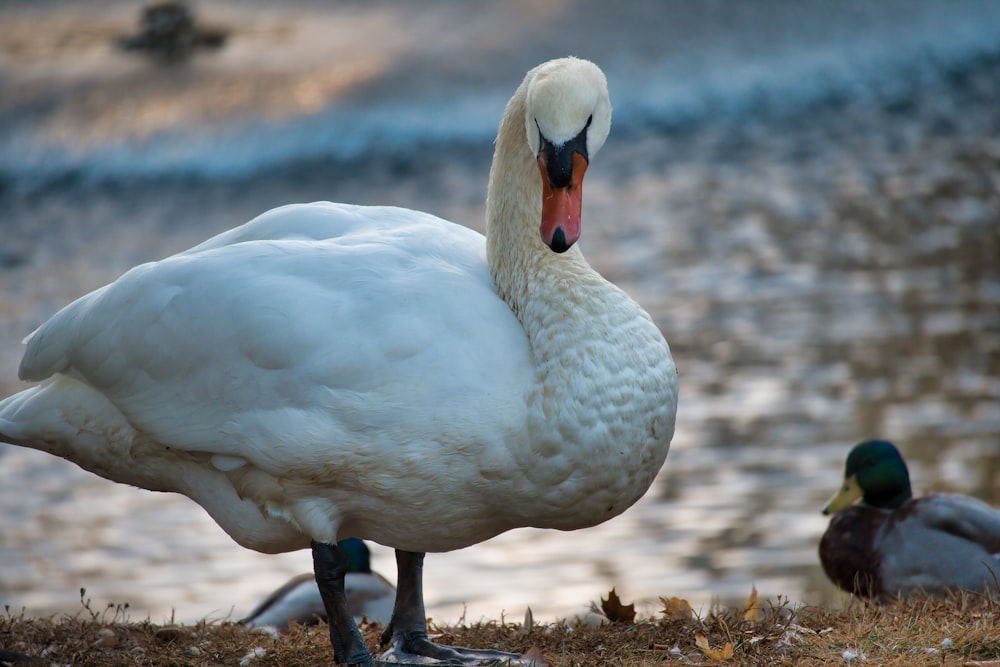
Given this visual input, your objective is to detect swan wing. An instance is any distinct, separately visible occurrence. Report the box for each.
[177,201,402,253]
[17,203,534,480]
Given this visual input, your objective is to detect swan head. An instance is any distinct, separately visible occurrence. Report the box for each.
[524,58,612,253]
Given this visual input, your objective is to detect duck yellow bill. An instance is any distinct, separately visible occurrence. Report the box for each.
[822,475,862,515]
[537,152,587,252]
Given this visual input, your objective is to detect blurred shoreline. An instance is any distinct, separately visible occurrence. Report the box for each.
[4,1,1000,185]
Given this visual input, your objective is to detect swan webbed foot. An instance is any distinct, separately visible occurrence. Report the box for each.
[312,540,373,666]
[374,550,524,666]
[377,631,521,665]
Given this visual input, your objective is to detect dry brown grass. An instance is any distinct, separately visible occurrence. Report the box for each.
[3,590,1000,666]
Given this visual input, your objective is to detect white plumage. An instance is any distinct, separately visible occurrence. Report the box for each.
[0,57,677,665]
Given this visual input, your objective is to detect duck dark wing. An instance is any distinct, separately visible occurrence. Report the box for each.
[911,494,1000,553]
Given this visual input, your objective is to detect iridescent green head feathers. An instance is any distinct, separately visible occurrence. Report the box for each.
[338,537,372,574]
[823,440,913,514]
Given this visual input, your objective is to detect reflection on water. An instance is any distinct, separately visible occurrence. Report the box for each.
[1,0,998,625]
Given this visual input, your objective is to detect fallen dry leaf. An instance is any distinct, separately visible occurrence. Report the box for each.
[659,596,694,620]
[521,644,548,667]
[695,630,734,661]
[742,585,760,623]
[516,606,534,638]
[154,626,187,643]
[92,628,118,647]
[964,661,1000,667]
[600,588,636,624]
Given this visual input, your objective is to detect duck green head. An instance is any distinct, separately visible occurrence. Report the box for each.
[337,537,372,574]
[822,440,913,515]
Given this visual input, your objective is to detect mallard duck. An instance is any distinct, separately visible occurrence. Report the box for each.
[243,538,394,631]
[820,439,1000,602]
[0,57,677,666]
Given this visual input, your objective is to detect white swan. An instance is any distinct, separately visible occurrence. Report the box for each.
[0,57,677,665]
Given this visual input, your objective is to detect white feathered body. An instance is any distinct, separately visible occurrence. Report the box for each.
[0,58,677,561]
[0,202,675,555]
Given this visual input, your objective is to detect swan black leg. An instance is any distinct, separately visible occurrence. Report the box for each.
[377,550,523,665]
[312,540,372,666]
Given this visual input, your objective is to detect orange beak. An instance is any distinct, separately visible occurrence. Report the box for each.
[537,152,587,253]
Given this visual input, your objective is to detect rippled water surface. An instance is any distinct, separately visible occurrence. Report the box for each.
[1,0,999,625]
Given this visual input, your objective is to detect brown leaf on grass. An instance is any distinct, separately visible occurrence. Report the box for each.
[964,661,1000,667]
[154,626,187,643]
[515,606,534,638]
[742,585,760,623]
[695,631,734,661]
[659,596,694,620]
[599,588,636,624]
[92,628,119,647]
[521,644,548,667]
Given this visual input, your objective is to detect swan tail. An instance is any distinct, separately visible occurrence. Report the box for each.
[0,375,312,554]
[0,375,143,478]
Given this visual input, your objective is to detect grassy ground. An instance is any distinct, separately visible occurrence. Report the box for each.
[3,589,1000,666]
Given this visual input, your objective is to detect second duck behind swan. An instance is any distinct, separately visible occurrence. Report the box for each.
[0,57,678,665]
[243,538,394,632]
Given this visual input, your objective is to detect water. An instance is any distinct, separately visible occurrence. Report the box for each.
[1,0,999,625]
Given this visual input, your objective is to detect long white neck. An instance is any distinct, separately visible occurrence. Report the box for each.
[482,70,677,530]
[485,74,602,344]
